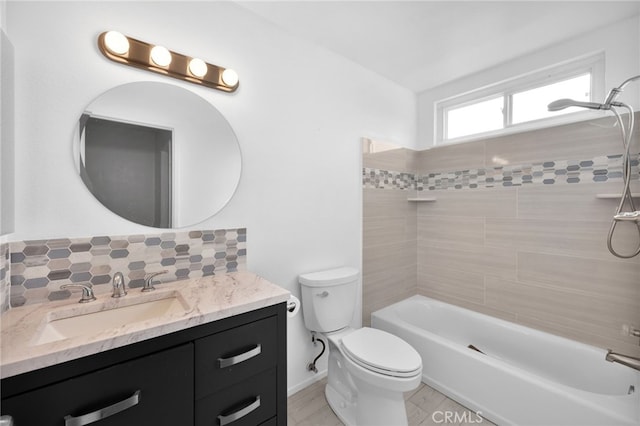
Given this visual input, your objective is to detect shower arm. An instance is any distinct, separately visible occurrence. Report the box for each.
[603,74,640,108]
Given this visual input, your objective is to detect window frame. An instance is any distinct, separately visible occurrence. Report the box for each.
[435,52,605,146]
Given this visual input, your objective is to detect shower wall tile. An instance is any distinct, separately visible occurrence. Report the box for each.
[418,243,518,281]
[517,315,640,359]
[363,265,416,328]
[411,113,640,357]
[485,277,640,356]
[364,240,416,277]
[415,139,485,174]
[362,140,418,326]
[484,113,639,167]
[417,188,517,218]
[517,251,640,304]
[364,216,416,247]
[362,138,414,172]
[362,114,640,355]
[417,216,485,250]
[363,188,416,218]
[516,181,634,222]
[9,228,247,307]
[416,285,517,323]
[484,218,635,260]
[416,263,484,305]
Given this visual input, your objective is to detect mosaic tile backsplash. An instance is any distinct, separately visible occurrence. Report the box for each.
[1,242,9,313]
[363,153,640,191]
[9,228,246,307]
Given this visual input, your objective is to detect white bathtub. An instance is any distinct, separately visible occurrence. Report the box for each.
[371,295,640,426]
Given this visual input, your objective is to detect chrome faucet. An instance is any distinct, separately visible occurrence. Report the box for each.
[61,283,96,303]
[111,272,127,298]
[606,350,640,372]
[142,270,168,292]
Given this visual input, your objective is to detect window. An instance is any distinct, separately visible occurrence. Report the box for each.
[436,53,604,145]
[511,73,591,124]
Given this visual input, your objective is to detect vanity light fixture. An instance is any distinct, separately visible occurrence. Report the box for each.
[97,31,239,93]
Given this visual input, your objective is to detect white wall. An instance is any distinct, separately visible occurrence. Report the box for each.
[5,1,416,395]
[417,15,640,149]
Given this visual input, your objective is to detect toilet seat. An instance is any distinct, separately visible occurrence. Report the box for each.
[340,328,422,378]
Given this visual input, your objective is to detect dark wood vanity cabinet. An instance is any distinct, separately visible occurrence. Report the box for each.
[1,303,287,426]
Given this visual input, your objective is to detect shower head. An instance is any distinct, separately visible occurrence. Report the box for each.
[547,98,606,112]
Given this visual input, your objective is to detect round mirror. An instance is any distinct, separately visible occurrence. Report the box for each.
[74,82,241,228]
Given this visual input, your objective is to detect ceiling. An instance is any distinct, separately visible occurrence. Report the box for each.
[237,1,640,93]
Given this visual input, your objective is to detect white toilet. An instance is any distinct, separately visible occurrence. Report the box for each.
[299,267,422,426]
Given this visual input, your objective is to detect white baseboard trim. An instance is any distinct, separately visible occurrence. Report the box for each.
[287,369,328,397]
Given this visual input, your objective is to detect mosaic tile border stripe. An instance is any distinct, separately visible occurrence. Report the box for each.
[362,168,415,190]
[9,228,247,307]
[363,153,639,191]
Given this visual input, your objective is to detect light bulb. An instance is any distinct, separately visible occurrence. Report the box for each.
[104,31,129,55]
[150,45,172,67]
[188,58,208,78]
[221,69,239,87]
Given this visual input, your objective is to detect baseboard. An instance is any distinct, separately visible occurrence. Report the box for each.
[287,369,327,397]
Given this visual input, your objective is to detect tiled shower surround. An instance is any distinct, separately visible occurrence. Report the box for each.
[8,228,246,307]
[363,113,640,358]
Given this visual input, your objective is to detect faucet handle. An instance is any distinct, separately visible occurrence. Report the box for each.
[142,270,168,292]
[61,283,97,303]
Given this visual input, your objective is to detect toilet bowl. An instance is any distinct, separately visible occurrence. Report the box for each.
[299,267,422,426]
[324,327,422,426]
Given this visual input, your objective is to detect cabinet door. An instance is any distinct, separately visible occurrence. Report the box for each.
[2,343,193,426]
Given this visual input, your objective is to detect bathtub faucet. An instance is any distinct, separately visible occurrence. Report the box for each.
[606,350,640,372]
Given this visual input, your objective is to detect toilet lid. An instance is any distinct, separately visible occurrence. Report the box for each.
[341,328,422,378]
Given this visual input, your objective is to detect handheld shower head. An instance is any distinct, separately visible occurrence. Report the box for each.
[547,98,605,112]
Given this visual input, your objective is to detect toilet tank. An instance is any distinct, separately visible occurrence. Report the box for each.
[299,267,359,333]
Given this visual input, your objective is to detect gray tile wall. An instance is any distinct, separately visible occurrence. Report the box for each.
[9,228,246,307]
[362,138,418,326]
[416,115,640,357]
[363,115,640,356]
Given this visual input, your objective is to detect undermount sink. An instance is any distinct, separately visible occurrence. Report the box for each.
[34,294,189,346]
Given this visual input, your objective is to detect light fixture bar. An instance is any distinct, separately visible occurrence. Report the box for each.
[98,31,239,93]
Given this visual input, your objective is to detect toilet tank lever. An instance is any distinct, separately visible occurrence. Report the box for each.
[316,291,329,298]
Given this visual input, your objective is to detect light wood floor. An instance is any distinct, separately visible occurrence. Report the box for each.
[287,377,497,426]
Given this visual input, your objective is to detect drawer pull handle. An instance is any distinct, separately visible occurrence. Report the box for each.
[64,390,141,426]
[217,396,261,426]
[218,344,262,368]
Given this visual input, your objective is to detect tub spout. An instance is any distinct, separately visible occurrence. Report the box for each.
[606,350,640,372]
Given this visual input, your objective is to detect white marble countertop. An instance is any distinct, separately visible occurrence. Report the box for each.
[0,272,290,379]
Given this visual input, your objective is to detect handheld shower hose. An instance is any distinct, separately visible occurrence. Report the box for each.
[548,75,640,259]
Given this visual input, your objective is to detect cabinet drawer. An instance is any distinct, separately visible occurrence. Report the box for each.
[195,316,277,398]
[2,343,193,426]
[195,368,276,426]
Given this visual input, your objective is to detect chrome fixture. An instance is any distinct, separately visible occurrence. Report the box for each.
[605,350,640,372]
[111,272,126,298]
[64,390,141,426]
[98,31,239,93]
[548,74,640,259]
[60,283,97,303]
[142,270,168,292]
